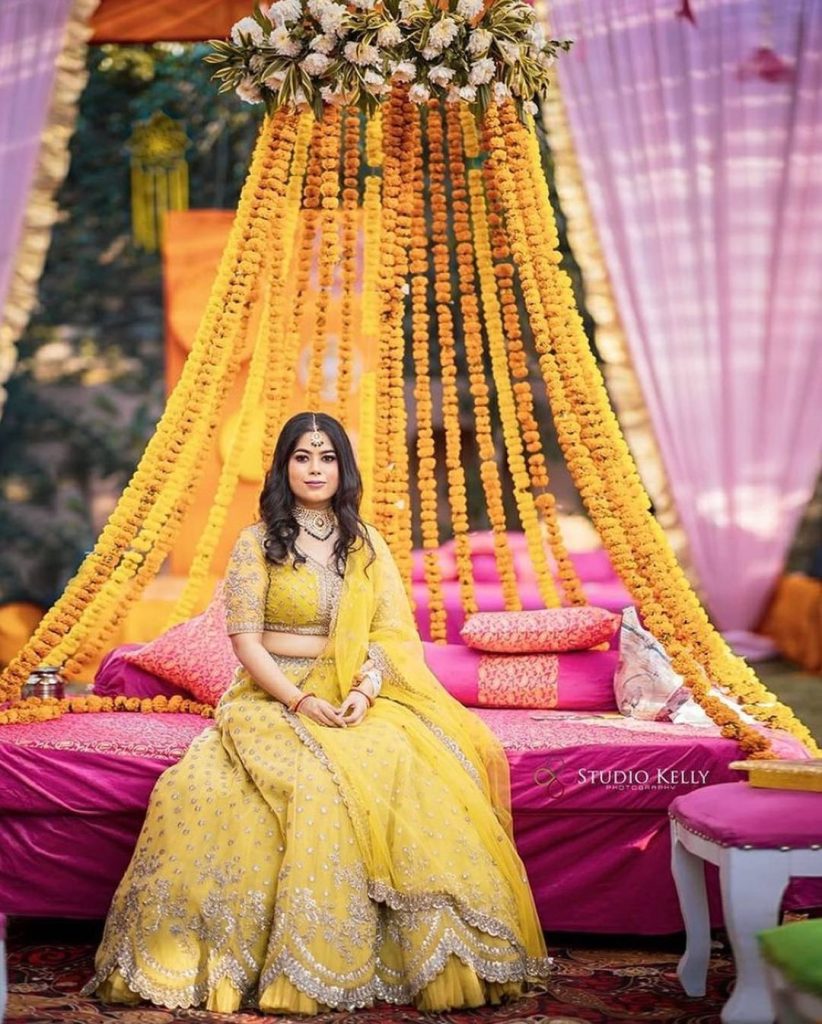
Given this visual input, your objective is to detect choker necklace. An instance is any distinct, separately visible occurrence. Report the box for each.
[293,503,337,541]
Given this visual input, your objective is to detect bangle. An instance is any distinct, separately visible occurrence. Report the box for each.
[356,668,382,698]
[350,685,374,708]
[291,692,315,714]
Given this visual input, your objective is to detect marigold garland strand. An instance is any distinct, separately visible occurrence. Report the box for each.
[261,110,313,467]
[427,100,476,615]
[484,103,817,757]
[306,107,342,411]
[373,89,413,584]
[503,106,818,755]
[0,110,297,706]
[0,693,214,728]
[444,106,520,610]
[484,105,771,755]
[337,107,361,426]
[48,115,301,676]
[361,111,383,341]
[459,106,560,610]
[409,103,447,642]
[478,122,586,606]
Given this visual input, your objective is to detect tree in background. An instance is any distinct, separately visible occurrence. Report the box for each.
[0,44,259,608]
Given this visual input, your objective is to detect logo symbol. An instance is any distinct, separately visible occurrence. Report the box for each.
[533,759,567,799]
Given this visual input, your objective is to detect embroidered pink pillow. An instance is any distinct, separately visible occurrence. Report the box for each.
[423,641,618,710]
[460,607,619,654]
[477,653,559,708]
[123,592,239,706]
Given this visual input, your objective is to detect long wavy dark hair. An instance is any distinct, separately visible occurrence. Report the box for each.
[259,411,375,577]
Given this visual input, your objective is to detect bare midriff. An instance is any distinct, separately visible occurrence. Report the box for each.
[261,630,330,659]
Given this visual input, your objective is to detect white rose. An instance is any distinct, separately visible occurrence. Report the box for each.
[364,69,388,94]
[377,21,403,46]
[408,82,431,103]
[350,0,376,8]
[231,16,266,45]
[537,50,556,68]
[427,16,458,50]
[236,75,264,103]
[527,22,545,47]
[497,39,520,64]
[467,28,492,55]
[468,56,494,85]
[492,80,510,102]
[428,63,455,87]
[343,40,380,65]
[309,0,348,36]
[421,46,439,60]
[310,33,337,53]
[456,0,482,19]
[301,52,331,75]
[523,99,539,116]
[320,84,344,105]
[399,0,426,19]
[458,83,477,101]
[271,25,303,56]
[267,0,302,26]
[390,59,417,82]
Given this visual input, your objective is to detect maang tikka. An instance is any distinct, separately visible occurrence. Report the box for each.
[309,413,324,449]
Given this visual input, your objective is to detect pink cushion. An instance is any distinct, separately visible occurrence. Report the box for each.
[669,782,822,849]
[94,644,189,700]
[123,593,239,706]
[422,641,618,711]
[461,607,619,653]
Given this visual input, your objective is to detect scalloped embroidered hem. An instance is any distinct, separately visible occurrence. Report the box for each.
[84,933,551,1013]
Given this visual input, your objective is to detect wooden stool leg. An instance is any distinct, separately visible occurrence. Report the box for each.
[670,823,711,997]
[719,848,789,1024]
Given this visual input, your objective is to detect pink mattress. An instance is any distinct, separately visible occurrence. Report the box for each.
[2,708,819,933]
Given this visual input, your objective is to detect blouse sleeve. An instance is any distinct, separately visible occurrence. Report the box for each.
[224,525,269,635]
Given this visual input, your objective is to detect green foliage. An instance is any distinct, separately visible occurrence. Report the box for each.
[0,44,260,607]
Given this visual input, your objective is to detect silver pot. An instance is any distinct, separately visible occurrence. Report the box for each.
[22,666,65,701]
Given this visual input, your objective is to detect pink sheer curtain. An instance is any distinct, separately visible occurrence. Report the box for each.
[549,0,822,637]
[0,0,77,325]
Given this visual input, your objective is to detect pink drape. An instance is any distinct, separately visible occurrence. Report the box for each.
[0,0,77,326]
[549,0,822,633]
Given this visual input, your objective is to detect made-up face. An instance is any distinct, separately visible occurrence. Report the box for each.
[288,432,339,508]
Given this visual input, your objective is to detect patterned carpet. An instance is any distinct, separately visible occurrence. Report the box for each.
[5,919,735,1024]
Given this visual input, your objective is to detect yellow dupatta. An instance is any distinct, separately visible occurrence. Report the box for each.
[290,525,546,963]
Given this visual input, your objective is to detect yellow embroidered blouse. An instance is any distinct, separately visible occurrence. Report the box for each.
[224,522,344,637]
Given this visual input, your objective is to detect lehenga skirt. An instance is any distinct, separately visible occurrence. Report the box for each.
[86,654,548,1013]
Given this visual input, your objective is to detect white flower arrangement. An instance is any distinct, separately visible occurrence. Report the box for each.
[207,0,571,118]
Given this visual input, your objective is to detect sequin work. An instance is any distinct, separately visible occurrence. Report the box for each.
[86,525,551,1015]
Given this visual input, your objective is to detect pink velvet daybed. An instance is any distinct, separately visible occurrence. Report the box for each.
[2,537,819,933]
[2,700,817,934]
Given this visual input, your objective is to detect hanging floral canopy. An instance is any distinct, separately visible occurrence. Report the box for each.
[0,0,816,761]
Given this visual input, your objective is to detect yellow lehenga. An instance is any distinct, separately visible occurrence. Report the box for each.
[86,523,550,1013]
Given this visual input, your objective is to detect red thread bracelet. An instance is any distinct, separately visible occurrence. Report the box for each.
[292,693,315,714]
[351,685,374,708]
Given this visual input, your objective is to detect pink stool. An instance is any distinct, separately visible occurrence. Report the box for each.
[669,782,822,1024]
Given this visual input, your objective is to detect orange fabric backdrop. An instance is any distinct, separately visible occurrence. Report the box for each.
[163,209,376,577]
[90,0,249,42]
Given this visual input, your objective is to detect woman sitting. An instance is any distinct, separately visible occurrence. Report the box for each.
[86,411,550,1014]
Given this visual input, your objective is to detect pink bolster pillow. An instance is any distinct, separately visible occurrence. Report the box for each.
[94,644,190,700]
[423,641,618,711]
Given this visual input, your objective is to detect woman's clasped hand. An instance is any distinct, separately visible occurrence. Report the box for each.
[296,688,370,727]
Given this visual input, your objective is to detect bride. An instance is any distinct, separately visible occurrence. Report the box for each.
[86,410,550,1014]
